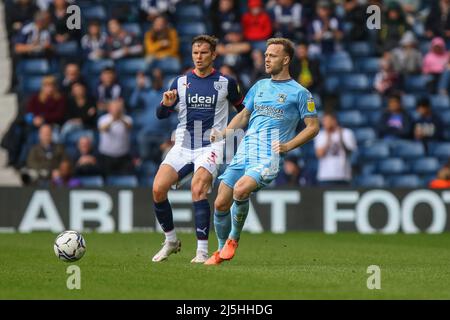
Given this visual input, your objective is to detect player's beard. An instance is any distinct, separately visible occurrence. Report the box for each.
[267,63,283,77]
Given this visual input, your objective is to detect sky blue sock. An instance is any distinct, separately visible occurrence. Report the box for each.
[229,199,249,241]
[214,210,231,250]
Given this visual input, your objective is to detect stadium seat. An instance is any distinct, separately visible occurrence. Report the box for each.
[442,110,450,125]
[20,75,44,94]
[430,95,450,110]
[122,23,142,38]
[327,55,353,73]
[54,41,79,57]
[355,174,385,188]
[342,74,370,91]
[365,110,382,127]
[354,127,376,145]
[357,94,382,110]
[120,76,139,92]
[401,94,417,110]
[392,141,425,158]
[78,176,104,187]
[348,42,374,57]
[410,157,440,174]
[430,143,450,160]
[175,4,203,21]
[389,175,421,188]
[361,142,390,160]
[81,5,107,21]
[340,93,355,109]
[377,158,407,174]
[106,175,138,187]
[337,110,367,127]
[177,22,207,37]
[325,75,340,93]
[115,58,148,75]
[83,59,114,77]
[154,58,182,75]
[18,59,52,75]
[404,75,431,93]
[355,57,380,73]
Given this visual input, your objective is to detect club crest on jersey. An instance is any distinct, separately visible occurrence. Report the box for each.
[278,93,287,103]
[213,81,224,91]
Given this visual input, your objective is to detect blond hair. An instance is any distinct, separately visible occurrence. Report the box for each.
[266,38,295,62]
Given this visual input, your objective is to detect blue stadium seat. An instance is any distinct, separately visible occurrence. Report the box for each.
[361,142,390,160]
[354,127,376,145]
[115,58,148,75]
[122,23,142,38]
[361,163,377,175]
[401,94,417,110]
[78,176,104,187]
[404,75,431,93]
[175,4,203,20]
[392,141,425,158]
[430,95,450,110]
[358,94,382,110]
[410,157,440,174]
[106,175,138,187]
[442,110,450,125]
[20,75,44,94]
[365,110,382,127]
[355,57,380,73]
[389,175,421,188]
[340,93,355,109]
[18,59,52,75]
[327,55,353,73]
[325,75,340,93]
[355,174,385,188]
[377,158,407,174]
[83,59,114,77]
[342,74,370,91]
[137,161,159,187]
[81,5,107,21]
[120,76,139,92]
[431,143,450,160]
[177,22,207,37]
[337,110,367,127]
[54,41,79,57]
[348,42,374,57]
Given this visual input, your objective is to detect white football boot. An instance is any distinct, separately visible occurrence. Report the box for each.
[190,250,209,263]
[152,240,181,262]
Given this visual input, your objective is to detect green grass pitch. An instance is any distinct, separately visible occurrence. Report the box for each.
[1,232,450,299]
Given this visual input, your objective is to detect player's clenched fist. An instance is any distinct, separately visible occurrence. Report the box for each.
[162,89,178,107]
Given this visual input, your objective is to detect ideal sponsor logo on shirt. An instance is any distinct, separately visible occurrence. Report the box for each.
[187,94,216,109]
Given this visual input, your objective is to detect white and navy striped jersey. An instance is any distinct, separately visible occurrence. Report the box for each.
[158,69,243,150]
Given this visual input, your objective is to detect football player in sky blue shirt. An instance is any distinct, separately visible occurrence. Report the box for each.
[205,38,320,265]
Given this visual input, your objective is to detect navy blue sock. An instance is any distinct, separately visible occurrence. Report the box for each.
[154,199,174,232]
[193,199,211,240]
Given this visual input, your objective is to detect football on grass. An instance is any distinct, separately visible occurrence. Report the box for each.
[54,231,86,262]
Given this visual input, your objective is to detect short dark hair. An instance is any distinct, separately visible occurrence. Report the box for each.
[192,35,218,52]
[388,92,401,102]
[417,97,431,108]
[267,37,295,62]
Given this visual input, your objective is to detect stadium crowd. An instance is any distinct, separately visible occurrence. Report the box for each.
[1,0,450,188]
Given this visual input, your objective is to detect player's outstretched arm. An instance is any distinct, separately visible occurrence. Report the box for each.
[211,108,251,142]
[273,116,320,154]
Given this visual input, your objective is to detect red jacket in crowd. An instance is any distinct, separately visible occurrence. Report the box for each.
[242,10,273,41]
[26,94,67,125]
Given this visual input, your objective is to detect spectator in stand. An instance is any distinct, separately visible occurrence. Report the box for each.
[378,2,408,52]
[140,0,179,22]
[97,99,133,175]
[210,0,241,41]
[290,42,322,94]
[5,0,39,39]
[271,0,304,42]
[51,159,81,188]
[249,49,266,84]
[241,0,273,42]
[391,31,422,76]
[14,10,53,58]
[71,136,101,176]
[81,20,107,61]
[26,75,66,128]
[374,52,400,96]
[105,18,143,60]
[48,0,80,44]
[422,37,449,93]
[413,97,444,144]
[96,67,122,113]
[144,15,180,65]
[216,24,252,72]
[275,155,314,187]
[60,63,85,96]
[378,93,413,140]
[425,0,450,39]
[429,164,450,189]
[309,0,343,55]
[342,0,369,41]
[24,124,67,185]
[60,82,97,141]
[438,60,450,95]
[130,69,165,111]
[315,112,357,187]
